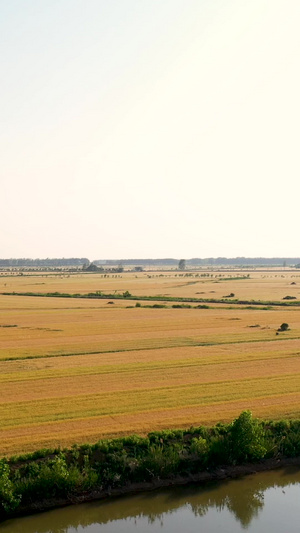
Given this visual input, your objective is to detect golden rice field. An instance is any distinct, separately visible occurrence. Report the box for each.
[1,268,300,300]
[0,269,300,456]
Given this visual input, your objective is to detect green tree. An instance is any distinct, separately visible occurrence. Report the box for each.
[230,411,267,463]
[278,323,289,331]
[84,262,98,272]
[178,259,186,270]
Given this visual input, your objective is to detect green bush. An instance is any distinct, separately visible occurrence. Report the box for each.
[208,435,231,465]
[190,437,209,465]
[123,291,131,298]
[0,460,21,513]
[140,445,181,478]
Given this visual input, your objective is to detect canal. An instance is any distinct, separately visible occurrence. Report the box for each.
[1,466,300,532]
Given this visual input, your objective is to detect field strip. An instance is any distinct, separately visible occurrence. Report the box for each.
[2,337,299,363]
[2,392,300,437]
[1,333,300,361]
[1,351,300,388]
[1,359,300,403]
[1,374,300,429]
[1,393,300,456]
[1,339,300,379]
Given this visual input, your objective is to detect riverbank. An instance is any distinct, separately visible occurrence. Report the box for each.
[14,455,300,519]
[1,411,300,521]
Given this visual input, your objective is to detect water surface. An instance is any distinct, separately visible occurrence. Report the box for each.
[1,467,300,532]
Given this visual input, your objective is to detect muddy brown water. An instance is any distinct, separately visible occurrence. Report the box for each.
[1,467,300,532]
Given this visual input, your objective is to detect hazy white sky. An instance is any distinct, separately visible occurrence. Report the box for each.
[1,0,300,260]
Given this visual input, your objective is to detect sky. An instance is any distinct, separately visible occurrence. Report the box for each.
[1,0,300,260]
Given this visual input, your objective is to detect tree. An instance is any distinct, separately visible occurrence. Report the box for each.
[278,323,289,331]
[178,259,186,270]
[230,411,267,463]
[84,263,98,272]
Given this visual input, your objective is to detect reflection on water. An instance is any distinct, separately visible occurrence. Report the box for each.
[1,466,300,533]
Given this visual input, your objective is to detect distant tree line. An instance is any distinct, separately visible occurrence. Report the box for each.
[83,262,123,273]
[1,257,300,268]
[96,257,300,267]
[0,258,89,267]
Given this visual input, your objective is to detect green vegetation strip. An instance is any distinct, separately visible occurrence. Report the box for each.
[2,291,300,307]
[1,411,300,520]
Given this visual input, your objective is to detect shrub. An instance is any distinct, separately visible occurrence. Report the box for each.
[172,304,192,308]
[190,437,209,464]
[140,445,181,478]
[0,460,21,513]
[208,435,230,465]
[123,291,131,298]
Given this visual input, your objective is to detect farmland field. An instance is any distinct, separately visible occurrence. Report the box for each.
[1,269,300,456]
